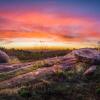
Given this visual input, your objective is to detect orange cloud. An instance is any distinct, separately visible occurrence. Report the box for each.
[0,11,100,43]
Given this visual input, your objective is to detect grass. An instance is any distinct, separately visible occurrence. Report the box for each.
[0,64,100,100]
[0,48,100,100]
[16,73,100,100]
[18,87,32,98]
[96,88,100,95]
[0,47,71,62]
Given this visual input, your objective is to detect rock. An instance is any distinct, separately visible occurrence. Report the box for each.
[83,65,96,76]
[0,50,9,63]
[71,48,100,65]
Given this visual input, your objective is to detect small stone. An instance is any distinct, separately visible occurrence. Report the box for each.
[83,65,96,75]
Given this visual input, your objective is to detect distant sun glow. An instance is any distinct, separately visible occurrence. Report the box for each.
[0,38,96,50]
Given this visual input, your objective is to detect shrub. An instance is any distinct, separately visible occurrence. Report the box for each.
[96,88,100,95]
[18,87,32,98]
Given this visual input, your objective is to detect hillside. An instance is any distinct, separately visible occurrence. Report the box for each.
[0,48,100,100]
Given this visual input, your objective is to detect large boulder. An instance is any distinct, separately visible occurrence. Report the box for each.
[0,50,9,63]
[71,48,100,65]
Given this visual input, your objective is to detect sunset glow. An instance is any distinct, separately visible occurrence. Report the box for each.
[0,0,100,49]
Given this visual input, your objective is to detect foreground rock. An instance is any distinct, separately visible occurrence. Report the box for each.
[0,48,100,89]
[83,65,97,76]
[0,58,77,89]
[71,48,100,65]
[0,50,9,63]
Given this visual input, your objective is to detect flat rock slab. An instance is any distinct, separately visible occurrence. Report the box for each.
[0,62,34,72]
[0,60,77,89]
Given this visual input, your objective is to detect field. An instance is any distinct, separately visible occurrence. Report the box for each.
[0,48,100,100]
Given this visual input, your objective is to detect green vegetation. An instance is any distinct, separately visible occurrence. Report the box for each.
[0,47,100,100]
[18,87,32,98]
[1,67,99,100]
[0,63,100,100]
[96,88,100,95]
[0,47,71,81]
[0,47,71,62]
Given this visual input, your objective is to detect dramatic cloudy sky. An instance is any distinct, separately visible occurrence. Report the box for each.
[0,0,100,48]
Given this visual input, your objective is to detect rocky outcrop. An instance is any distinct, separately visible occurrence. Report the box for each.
[67,48,100,75]
[0,48,100,89]
[71,48,100,65]
[0,50,9,63]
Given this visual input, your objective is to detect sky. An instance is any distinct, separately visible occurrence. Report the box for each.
[0,0,100,49]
